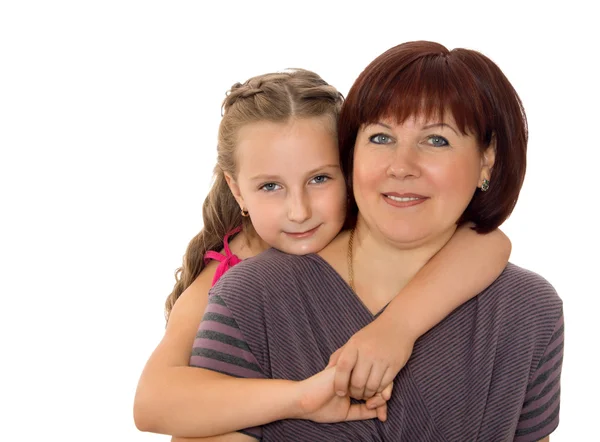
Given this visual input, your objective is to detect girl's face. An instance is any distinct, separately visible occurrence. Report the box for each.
[227,116,347,255]
[352,113,494,247]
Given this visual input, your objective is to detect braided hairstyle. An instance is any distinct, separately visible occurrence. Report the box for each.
[164,69,344,323]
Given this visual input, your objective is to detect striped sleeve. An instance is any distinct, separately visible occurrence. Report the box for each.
[190,294,265,440]
[514,311,564,441]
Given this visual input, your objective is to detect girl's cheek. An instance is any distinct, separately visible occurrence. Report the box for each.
[315,185,345,209]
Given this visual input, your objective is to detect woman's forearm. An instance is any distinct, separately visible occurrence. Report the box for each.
[135,366,301,437]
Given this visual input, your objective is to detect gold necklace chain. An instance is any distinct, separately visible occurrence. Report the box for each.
[347,227,355,291]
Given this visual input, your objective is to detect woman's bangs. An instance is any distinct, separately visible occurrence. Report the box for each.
[357,57,484,137]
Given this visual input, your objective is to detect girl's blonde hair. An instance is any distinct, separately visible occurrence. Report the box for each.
[164,69,344,322]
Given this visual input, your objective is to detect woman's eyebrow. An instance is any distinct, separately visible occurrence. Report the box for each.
[374,122,393,130]
[422,123,459,136]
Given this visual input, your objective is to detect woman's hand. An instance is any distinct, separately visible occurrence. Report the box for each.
[327,313,415,405]
[293,367,388,423]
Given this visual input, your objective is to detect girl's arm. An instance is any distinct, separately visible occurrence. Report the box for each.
[171,432,255,441]
[134,262,383,438]
[330,224,511,400]
[165,368,390,442]
[134,262,298,437]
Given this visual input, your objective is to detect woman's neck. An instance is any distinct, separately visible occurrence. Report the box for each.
[350,216,457,311]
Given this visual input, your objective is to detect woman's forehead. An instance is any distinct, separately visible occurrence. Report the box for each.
[360,111,460,130]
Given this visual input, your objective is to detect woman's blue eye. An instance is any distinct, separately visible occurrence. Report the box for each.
[310,175,330,184]
[369,134,393,144]
[428,135,449,147]
[260,183,281,192]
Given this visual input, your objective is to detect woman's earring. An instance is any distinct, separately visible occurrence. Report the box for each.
[481,179,490,192]
[241,208,249,217]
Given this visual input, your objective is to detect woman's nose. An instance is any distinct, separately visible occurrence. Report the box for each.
[386,146,421,179]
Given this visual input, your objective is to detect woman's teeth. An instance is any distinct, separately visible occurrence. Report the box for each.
[386,195,420,202]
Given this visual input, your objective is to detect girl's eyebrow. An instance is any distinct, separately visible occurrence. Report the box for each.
[305,164,340,175]
[250,173,282,181]
[250,164,339,181]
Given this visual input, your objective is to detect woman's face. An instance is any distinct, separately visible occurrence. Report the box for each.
[352,113,494,247]
[227,116,347,255]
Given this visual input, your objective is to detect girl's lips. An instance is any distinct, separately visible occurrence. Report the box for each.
[284,225,320,238]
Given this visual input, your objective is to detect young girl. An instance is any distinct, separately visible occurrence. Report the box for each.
[134,69,511,440]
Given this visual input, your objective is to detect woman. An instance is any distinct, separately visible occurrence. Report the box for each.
[193,41,563,441]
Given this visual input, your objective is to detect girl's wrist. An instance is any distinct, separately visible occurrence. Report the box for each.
[291,378,319,420]
[380,303,422,344]
[275,379,309,420]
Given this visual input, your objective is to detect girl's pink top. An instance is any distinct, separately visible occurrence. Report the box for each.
[204,226,243,287]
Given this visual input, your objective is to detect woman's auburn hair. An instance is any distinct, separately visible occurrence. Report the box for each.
[338,41,528,233]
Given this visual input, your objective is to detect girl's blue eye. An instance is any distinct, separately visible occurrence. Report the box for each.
[428,135,449,147]
[310,175,330,184]
[260,183,281,192]
[369,134,393,144]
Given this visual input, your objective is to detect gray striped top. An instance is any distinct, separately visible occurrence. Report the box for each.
[191,249,563,441]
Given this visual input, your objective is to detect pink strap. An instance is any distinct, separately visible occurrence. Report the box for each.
[204,226,243,286]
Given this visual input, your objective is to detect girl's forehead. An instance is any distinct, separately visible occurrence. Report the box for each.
[235,118,340,177]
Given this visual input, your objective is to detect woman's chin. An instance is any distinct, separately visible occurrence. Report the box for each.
[378,224,456,249]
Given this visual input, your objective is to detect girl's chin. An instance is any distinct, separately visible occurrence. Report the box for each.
[278,240,324,256]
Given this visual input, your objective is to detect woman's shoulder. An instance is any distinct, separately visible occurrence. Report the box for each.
[490,263,562,311]
[483,263,562,327]
[209,249,324,300]
[226,248,317,275]
[480,263,563,361]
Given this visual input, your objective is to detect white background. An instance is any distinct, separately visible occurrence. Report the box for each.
[1,1,597,441]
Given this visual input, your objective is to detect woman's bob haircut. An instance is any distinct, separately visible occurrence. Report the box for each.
[338,41,528,233]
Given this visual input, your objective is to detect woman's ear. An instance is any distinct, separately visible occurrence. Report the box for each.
[479,136,496,186]
[224,172,246,210]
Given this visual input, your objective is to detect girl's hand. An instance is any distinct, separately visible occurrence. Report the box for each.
[294,367,388,423]
[327,314,415,402]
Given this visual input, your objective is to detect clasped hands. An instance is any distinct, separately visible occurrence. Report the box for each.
[294,315,416,424]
